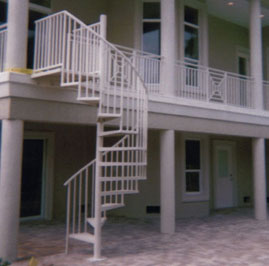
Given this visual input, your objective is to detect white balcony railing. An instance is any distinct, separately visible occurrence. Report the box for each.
[176,61,253,108]
[0,24,7,72]
[112,45,254,109]
[114,44,161,94]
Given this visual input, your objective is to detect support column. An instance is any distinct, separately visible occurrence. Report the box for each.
[252,138,267,220]
[249,0,264,109]
[160,130,175,234]
[0,120,24,261]
[5,0,29,69]
[160,0,176,96]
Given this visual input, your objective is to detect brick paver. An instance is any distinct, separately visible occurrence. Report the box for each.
[13,208,269,266]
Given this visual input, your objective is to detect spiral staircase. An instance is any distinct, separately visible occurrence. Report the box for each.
[32,11,148,260]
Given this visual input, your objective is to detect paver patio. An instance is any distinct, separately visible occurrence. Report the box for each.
[12,208,269,266]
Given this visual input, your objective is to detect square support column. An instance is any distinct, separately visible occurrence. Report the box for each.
[160,130,175,234]
[0,120,24,261]
[252,138,267,220]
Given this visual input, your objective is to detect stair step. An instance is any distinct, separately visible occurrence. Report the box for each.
[69,232,95,244]
[99,130,137,137]
[77,97,100,105]
[87,217,107,228]
[101,190,139,196]
[97,113,121,122]
[100,176,146,182]
[101,203,125,211]
[99,147,145,152]
[99,162,147,167]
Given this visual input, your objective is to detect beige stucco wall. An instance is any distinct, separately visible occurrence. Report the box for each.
[112,130,209,219]
[24,122,97,220]
[51,0,107,25]
[208,15,249,73]
[106,0,136,47]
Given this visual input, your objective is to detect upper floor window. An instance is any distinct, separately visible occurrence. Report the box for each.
[142,2,160,55]
[184,6,199,64]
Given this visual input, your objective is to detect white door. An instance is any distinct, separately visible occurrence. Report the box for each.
[214,142,236,209]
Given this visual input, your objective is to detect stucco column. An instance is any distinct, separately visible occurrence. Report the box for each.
[160,130,175,234]
[0,120,24,261]
[5,0,29,69]
[252,138,267,220]
[160,0,176,96]
[249,0,264,109]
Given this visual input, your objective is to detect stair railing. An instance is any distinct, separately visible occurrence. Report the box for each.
[64,135,132,253]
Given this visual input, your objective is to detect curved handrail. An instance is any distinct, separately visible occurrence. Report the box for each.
[64,135,129,186]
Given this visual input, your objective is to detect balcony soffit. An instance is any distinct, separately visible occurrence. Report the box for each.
[207,0,269,28]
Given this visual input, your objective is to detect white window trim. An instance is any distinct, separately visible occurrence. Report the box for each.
[183,138,202,195]
[236,46,250,76]
[179,0,208,66]
[141,1,161,53]
[20,131,54,221]
[180,133,209,202]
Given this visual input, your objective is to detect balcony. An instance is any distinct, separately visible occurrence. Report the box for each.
[1,12,268,114]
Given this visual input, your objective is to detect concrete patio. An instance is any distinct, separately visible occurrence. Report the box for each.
[13,208,269,266]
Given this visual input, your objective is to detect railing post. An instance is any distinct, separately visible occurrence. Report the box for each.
[224,72,227,104]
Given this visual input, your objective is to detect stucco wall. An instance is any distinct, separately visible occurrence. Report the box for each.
[106,0,136,47]
[24,122,97,220]
[208,15,249,73]
[51,0,107,25]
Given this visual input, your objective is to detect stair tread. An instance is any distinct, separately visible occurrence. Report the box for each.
[99,130,137,137]
[99,147,145,152]
[69,232,95,244]
[100,176,146,181]
[101,203,125,211]
[98,114,121,122]
[101,190,139,195]
[87,217,107,228]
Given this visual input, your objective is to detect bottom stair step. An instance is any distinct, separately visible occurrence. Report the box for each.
[101,203,125,211]
[69,232,95,244]
[87,217,107,228]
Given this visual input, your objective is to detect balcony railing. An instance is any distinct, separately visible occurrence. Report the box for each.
[114,45,254,109]
[0,24,7,72]
[176,61,253,108]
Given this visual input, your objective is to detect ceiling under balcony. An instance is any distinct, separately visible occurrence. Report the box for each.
[207,0,269,28]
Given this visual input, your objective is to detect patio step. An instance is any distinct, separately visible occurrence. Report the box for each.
[69,232,95,244]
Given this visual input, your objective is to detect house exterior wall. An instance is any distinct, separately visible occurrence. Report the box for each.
[51,0,107,25]
[24,122,97,220]
[110,132,255,220]
[208,15,249,73]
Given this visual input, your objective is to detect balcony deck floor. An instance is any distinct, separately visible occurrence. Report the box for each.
[13,208,269,266]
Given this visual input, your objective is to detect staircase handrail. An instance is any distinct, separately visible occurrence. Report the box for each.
[34,10,148,94]
[64,135,129,186]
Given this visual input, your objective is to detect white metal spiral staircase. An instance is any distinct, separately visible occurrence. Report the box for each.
[32,11,148,260]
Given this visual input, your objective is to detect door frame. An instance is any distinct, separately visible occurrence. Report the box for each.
[213,140,237,209]
[21,131,54,221]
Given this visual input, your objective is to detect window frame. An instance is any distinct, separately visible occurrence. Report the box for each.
[184,138,202,195]
[142,1,161,55]
[180,133,209,203]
